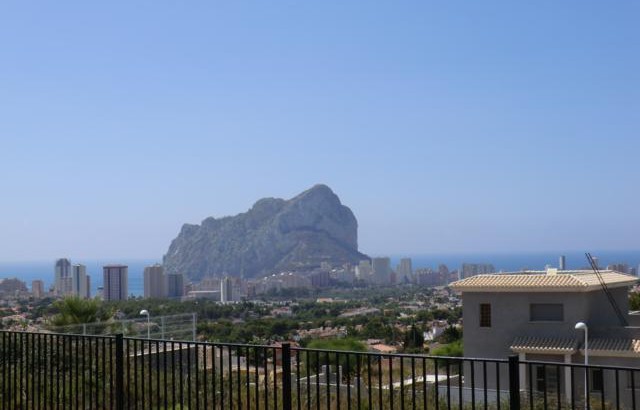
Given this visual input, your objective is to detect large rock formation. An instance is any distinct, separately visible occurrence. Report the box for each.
[163,184,368,280]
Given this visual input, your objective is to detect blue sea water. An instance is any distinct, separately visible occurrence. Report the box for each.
[1,250,639,296]
[390,250,640,273]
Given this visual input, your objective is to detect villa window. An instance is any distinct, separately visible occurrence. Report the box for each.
[479,303,491,327]
[530,303,564,322]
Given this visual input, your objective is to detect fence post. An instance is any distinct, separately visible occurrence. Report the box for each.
[192,313,197,341]
[282,343,292,410]
[509,355,521,410]
[115,334,125,410]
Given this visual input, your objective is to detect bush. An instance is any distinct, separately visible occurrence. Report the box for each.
[431,340,463,357]
[305,338,368,379]
[630,292,640,311]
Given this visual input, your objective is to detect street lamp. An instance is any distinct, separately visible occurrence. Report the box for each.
[140,309,150,339]
[575,322,588,408]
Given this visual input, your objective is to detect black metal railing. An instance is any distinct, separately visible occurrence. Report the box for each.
[0,330,638,409]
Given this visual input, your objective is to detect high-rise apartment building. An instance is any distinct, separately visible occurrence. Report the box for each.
[372,257,392,284]
[54,258,72,296]
[310,271,330,287]
[144,264,166,298]
[438,264,451,285]
[32,280,45,298]
[396,258,413,283]
[72,264,90,299]
[607,263,631,274]
[355,260,372,280]
[103,265,128,301]
[460,263,495,279]
[559,255,566,271]
[167,273,185,298]
[220,276,233,303]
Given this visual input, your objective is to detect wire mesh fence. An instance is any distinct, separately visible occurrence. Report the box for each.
[47,313,197,341]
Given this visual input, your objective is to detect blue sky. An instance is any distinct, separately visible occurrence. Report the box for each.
[1,1,638,260]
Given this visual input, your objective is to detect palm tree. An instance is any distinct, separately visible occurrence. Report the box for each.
[50,296,102,326]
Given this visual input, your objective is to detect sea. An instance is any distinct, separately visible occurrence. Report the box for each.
[1,250,639,296]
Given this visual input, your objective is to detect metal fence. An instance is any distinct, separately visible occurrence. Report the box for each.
[47,313,197,341]
[0,330,638,409]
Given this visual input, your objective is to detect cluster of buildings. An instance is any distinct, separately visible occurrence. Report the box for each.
[355,258,496,287]
[40,260,186,302]
[31,256,529,302]
[182,275,246,302]
[606,262,638,276]
[52,258,91,299]
[415,265,457,286]
[143,264,185,299]
[25,255,640,308]
[51,259,127,301]
[31,259,131,301]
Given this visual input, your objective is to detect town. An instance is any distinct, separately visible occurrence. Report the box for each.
[0,256,639,408]
[1,256,638,356]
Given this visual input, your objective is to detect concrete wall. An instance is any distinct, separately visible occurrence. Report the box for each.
[586,287,629,332]
[628,312,640,327]
[462,288,630,360]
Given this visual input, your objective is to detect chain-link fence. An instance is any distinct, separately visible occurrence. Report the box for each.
[48,313,197,341]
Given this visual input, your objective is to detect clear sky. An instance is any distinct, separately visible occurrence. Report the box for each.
[1,1,638,261]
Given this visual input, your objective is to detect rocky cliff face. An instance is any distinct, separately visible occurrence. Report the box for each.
[163,184,368,280]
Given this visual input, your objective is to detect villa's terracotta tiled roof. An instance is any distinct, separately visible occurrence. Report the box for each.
[510,336,640,357]
[450,270,637,292]
[510,336,578,354]
[583,338,640,357]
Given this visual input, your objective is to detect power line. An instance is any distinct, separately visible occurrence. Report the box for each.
[585,252,628,327]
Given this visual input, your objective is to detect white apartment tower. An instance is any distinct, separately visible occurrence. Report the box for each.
[397,258,413,283]
[54,258,73,296]
[220,276,233,303]
[72,264,90,299]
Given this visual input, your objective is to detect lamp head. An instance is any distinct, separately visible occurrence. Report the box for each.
[140,309,149,316]
[575,321,587,330]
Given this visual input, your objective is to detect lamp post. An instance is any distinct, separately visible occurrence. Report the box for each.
[140,309,150,339]
[575,322,588,408]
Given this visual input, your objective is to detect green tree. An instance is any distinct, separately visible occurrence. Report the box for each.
[306,338,368,379]
[403,325,425,353]
[50,297,105,326]
[246,336,273,366]
[362,317,393,341]
[630,292,640,311]
[431,340,463,357]
[436,326,462,344]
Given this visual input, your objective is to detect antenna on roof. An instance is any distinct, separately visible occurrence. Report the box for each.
[585,252,628,327]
